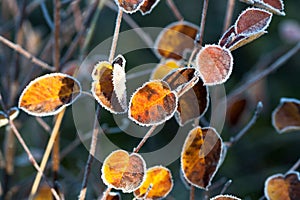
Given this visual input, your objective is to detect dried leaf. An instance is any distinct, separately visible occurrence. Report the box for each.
[196,44,233,86]
[210,194,242,200]
[115,0,145,13]
[101,150,146,193]
[91,55,127,114]
[129,80,178,126]
[150,59,181,80]
[134,166,173,199]
[139,0,160,15]
[235,8,272,36]
[18,73,81,116]
[163,68,198,91]
[155,21,198,60]
[272,98,300,133]
[0,107,19,128]
[240,0,285,16]
[264,171,300,200]
[181,126,223,189]
[33,184,52,200]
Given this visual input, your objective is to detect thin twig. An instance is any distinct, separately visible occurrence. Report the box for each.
[54,0,61,72]
[220,179,232,194]
[78,107,100,200]
[71,0,83,31]
[40,1,54,29]
[223,0,235,33]
[108,9,123,63]
[0,35,54,71]
[29,109,65,199]
[166,0,184,21]
[188,0,210,66]
[227,42,300,103]
[287,158,300,173]
[133,125,158,153]
[226,101,263,147]
[35,117,51,133]
[189,186,195,200]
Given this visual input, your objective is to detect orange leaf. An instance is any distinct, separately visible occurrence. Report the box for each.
[196,45,233,86]
[115,0,145,14]
[210,194,242,200]
[134,166,173,199]
[155,21,198,60]
[101,150,146,193]
[240,0,285,16]
[150,59,181,80]
[163,68,209,126]
[33,184,52,200]
[272,98,300,133]
[264,171,300,200]
[18,73,81,116]
[181,126,223,189]
[235,8,272,36]
[91,55,127,114]
[129,80,178,126]
[139,0,161,15]
[0,107,19,128]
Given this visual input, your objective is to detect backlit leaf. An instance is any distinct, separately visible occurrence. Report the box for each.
[129,80,178,126]
[150,59,181,80]
[101,150,146,193]
[264,171,300,200]
[196,44,233,86]
[155,21,198,60]
[18,73,81,116]
[139,0,160,15]
[134,166,173,199]
[272,98,300,133]
[181,126,223,189]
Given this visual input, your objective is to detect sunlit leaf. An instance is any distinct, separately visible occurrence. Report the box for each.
[155,21,198,60]
[91,55,127,114]
[18,73,81,116]
[101,150,146,193]
[139,0,161,15]
[150,59,181,80]
[129,80,178,126]
[196,44,233,86]
[0,107,19,128]
[210,194,242,200]
[134,166,173,199]
[235,8,272,36]
[264,171,300,200]
[181,126,223,189]
[272,98,300,133]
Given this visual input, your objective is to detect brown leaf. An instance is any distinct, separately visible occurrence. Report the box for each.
[150,59,181,80]
[235,8,272,36]
[134,166,173,199]
[139,0,160,15]
[264,171,300,200]
[240,0,285,16]
[181,126,223,189]
[115,0,145,13]
[101,150,146,193]
[272,98,300,133]
[18,73,81,116]
[196,45,233,85]
[155,21,198,60]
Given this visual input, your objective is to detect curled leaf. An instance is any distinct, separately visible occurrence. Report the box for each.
[101,150,146,193]
[235,8,272,36]
[139,0,161,15]
[18,73,81,116]
[134,166,173,199]
[91,55,127,114]
[129,80,178,126]
[210,194,242,200]
[272,98,300,133]
[264,171,300,200]
[196,44,233,86]
[0,107,19,128]
[155,21,198,60]
[181,126,223,189]
[115,0,145,14]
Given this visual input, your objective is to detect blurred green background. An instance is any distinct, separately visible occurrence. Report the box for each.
[1,0,300,199]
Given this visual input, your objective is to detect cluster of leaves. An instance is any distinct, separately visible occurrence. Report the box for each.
[0,0,299,199]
